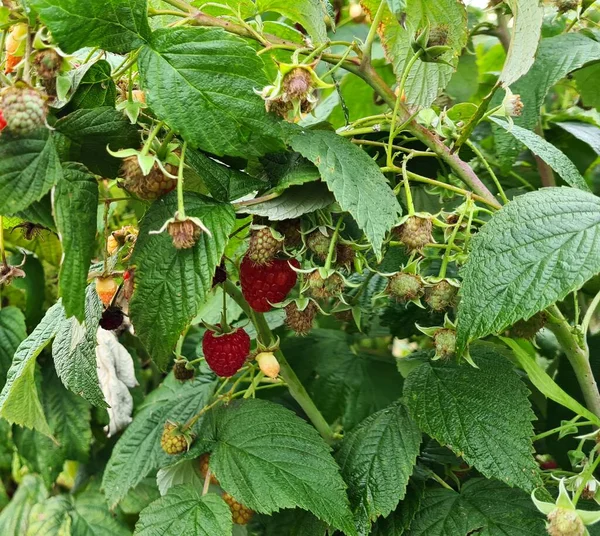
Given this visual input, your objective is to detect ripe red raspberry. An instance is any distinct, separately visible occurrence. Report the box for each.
[240,255,299,312]
[173,359,194,381]
[119,157,176,200]
[202,327,250,377]
[0,110,6,131]
[247,227,282,265]
[284,301,318,335]
[425,280,457,311]
[160,421,191,455]
[222,493,254,525]
[99,306,124,331]
[395,216,433,252]
[1,86,47,135]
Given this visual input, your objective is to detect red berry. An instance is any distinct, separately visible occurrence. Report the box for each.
[202,327,250,377]
[0,110,6,131]
[240,255,299,312]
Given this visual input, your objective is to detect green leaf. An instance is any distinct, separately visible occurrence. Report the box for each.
[499,0,544,86]
[55,107,140,178]
[404,344,541,492]
[0,302,64,435]
[138,27,285,157]
[102,375,217,508]
[386,0,406,17]
[336,402,421,534]
[29,0,151,54]
[135,489,232,536]
[67,60,117,110]
[258,509,328,536]
[54,164,99,321]
[0,129,62,214]
[121,478,161,515]
[457,187,600,353]
[156,459,204,496]
[495,33,600,168]
[0,307,27,391]
[289,130,401,257]
[28,488,131,536]
[282,329,404,431]
[261,152,321,192]
[0,475,48,535]
[207,399,356,535]
[256,0,328,44]
[238,183,334,220]
[361,0,467,107]
[129,192,235,369]
[396,478,545,535]
[491,118,589,191]
[52,285,107,407]
[555,121,600,155]
[500,336,600,426]
[14,366,92,487]
[10,255,46,330]
[575,63,600,110]
[186,149,266,202]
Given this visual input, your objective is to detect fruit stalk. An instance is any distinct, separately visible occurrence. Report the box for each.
[224,281,336,443]
[546,305,600,418]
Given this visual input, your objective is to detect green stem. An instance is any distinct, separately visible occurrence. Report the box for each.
[361,0,386,63]
[438,200,468,279]
[547,305,600,418]
[324,217,343,270]
[113,49,141,79]
[176,141,187,217]
[401,154,415,215]
[142,121,165,156]
[465,140,508,204]
[533,418,591,442]
[582,290,600,336]
[224,281,336,443]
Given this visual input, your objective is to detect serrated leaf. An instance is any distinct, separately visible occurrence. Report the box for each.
[54,164,99,321]
[156,459,204,496]
[370,480,425,536]
[256,0,328,44]
[556,121,600,155]
[261,152,321,192]
[0,307,27,391]
[52,285,107,407]
[575,63,600,110]
[289,130,401,257]
[135,489,232,536]
[0,475,48,535]
[67,59,117,110]
[457,187,600,353]
[14,366,91,486]
[0,129,62,214]
[129,192,235,369]
[282,329,404,431]
[336,402,421,534]
[96,328,138,436]
[404,344,541,492]
[121,478,161,515]
[399,478,545,536]
[259,509,328,536]
[186,149,266,202]
[0,301,64,435]
[28,489,130,536]
[29,0,151,54]
[55,107,140,178]
[138,27,285,157]
[491,118,589,191]
[238,183,334,220]
[207,399,356,535]
[495,33,600,168]
[361,0,467,107]
[102,375,216,508]
[499,0,543,86]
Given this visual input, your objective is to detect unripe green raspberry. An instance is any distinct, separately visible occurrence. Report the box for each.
[307,231,330,260]
[160,421,191,455]
[433,328,456,360]
[425,280,457,311]
[510,312,547,340]
[247,227,282,265]
[308,271,344,299]
[396,216,433,252]
[427,24,450,47]
[1,86,47,135]
[547,508,585,536]
[387,273,423,303]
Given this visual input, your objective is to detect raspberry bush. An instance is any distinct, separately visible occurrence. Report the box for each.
[0,1,600,534]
